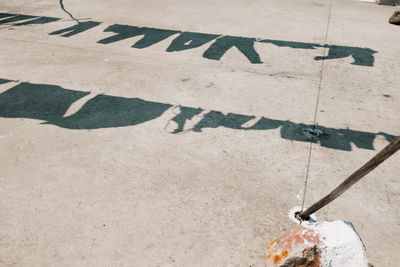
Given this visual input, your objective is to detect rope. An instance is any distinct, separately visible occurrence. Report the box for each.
[298,135,400,220]
[59,0,80,24]
[300,0,333,214]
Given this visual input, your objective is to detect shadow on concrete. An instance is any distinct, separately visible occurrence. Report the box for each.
[0,12,377,66]
[315,45,377,67]
[0,81,171,129]
[0,79,394,151]
[50,21,101,37]
[0,14,37,24]
[260,40,377,67]
[0,13,60,26]
[0,12,99,37]
[98,24,179,49]
[166,32,221,52]
[203,36,262,64]
[0,78,12,85]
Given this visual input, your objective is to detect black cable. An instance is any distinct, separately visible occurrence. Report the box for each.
[59,0,80,24]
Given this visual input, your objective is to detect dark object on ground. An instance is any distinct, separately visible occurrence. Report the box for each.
[389,11,400,25]
[297,135,400,221]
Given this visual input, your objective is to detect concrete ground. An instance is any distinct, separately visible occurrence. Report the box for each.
[0,0,399,266]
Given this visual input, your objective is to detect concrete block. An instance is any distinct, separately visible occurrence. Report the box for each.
[265,221,369,267]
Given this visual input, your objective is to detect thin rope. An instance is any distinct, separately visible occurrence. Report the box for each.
[59,0,80,24]
[300,0,333,214]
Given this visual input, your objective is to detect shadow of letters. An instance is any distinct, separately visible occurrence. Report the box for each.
[0,12,377,66]
[0,80,393,151]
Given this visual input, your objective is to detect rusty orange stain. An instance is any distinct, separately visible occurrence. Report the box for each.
[273,254,282,265]
[265,225,322,266]
[266,239,276,250]
[279,226,320,251]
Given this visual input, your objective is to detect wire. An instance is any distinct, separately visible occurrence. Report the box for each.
[300,0,333,213]
[59,0,80,24]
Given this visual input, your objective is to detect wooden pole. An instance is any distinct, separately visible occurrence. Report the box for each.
[297,135,400,221]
